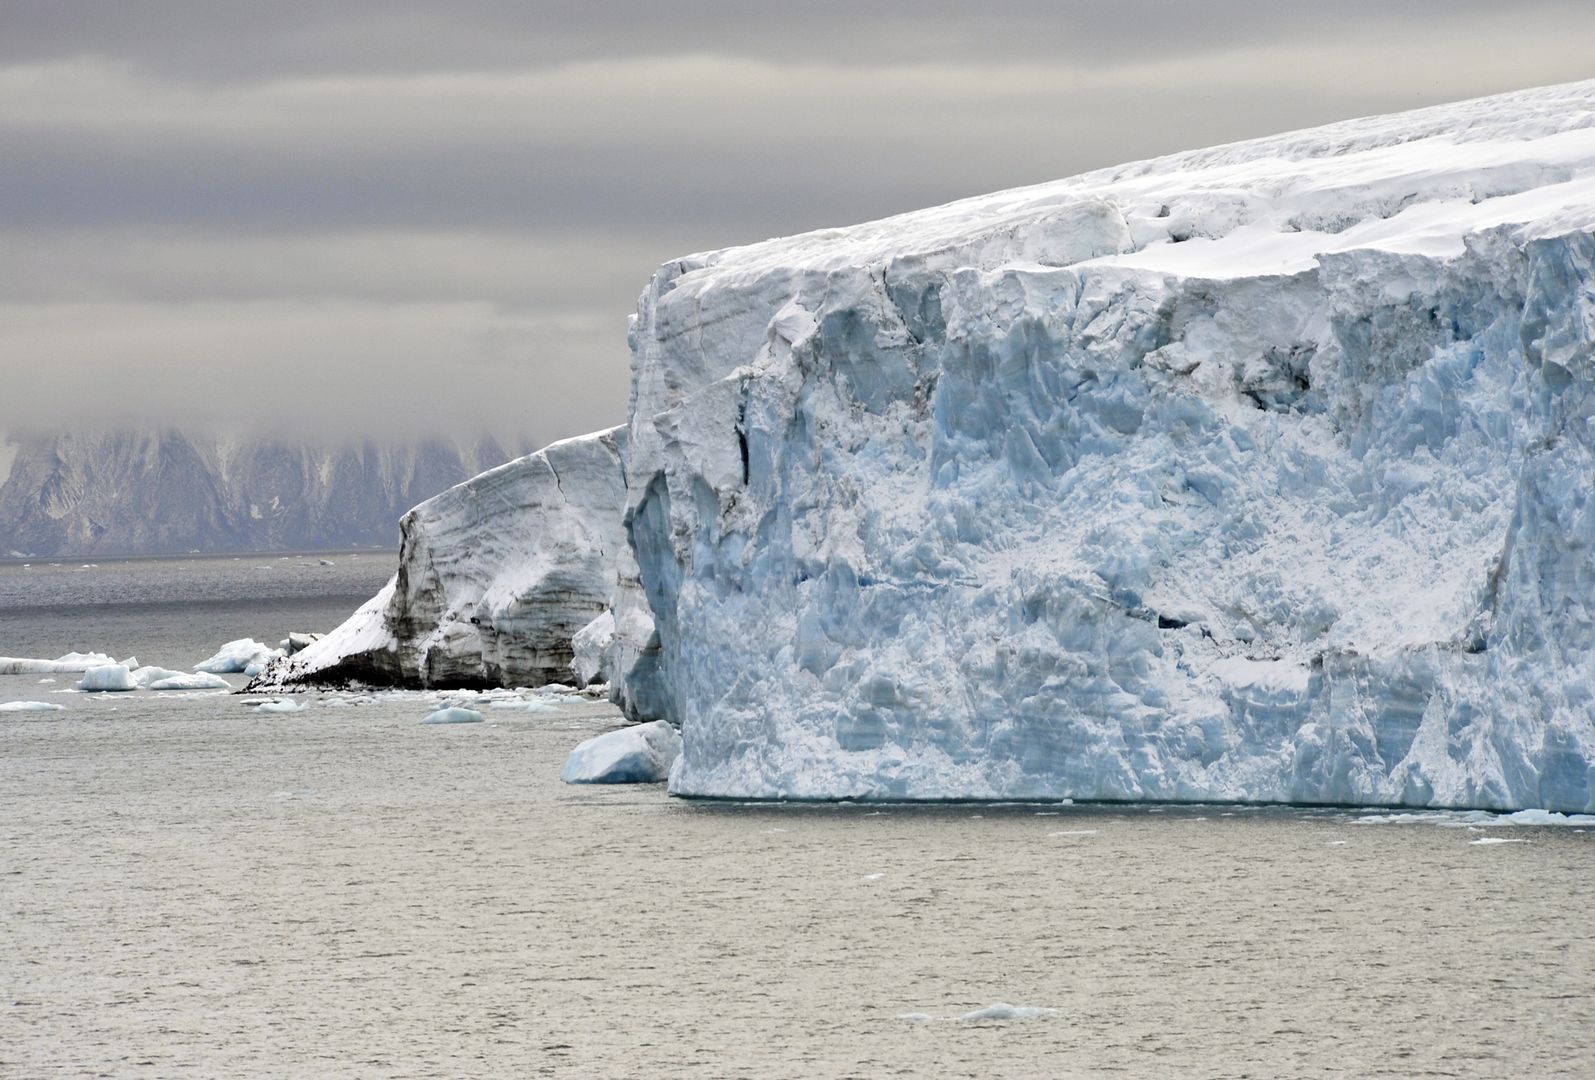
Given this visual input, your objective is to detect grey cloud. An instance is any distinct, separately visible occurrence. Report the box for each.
[0,4,1588,443]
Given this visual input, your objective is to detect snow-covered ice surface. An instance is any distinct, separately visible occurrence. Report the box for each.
[560,719,682,783]
[623,79,1595,811]
[250,427,629,692]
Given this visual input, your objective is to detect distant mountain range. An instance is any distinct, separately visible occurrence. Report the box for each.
[0,429,529,557]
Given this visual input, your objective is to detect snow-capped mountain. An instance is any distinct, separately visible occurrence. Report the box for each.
[0,429,526,556]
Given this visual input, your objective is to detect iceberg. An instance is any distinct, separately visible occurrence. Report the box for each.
[148,672,231,691]
[0,701,66,713]
[560,720,682,783]
[0,652,116,675]
[76,665,137,692]
[249,427,630,692]
[253,699,307,714]
[131,665,186,687]
[195,639,279,674]
[621,79,1595,811]
[422,706,484,725]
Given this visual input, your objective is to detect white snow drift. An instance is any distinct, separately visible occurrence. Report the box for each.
[621,79,1595,811]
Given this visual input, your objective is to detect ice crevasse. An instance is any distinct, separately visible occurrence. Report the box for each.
[622,79,1595,810]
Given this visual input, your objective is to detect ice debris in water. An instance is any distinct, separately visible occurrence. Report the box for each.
[196,638,282,674]
[899,1004,1059,1022]
[959,1004,1058,1022]
[0,701,66,713]
[1470,837,1529,845]
[149,672,231,691]
[0,652,116,675]
[76,665,137,692]
[561,720,682,784]
[423,706,485,725]
[253,699,308,714]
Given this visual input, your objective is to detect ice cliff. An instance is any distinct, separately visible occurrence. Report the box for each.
[252,427,629,690]
[624,79,1595,811]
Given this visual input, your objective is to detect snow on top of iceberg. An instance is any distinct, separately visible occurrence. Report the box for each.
[664,79,1595,290]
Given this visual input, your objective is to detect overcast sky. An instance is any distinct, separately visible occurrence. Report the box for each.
[3,2,1589,445]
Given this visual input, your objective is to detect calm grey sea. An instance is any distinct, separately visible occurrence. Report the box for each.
[2,556,1592,1079]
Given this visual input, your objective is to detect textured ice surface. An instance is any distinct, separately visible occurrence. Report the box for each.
[0,652,116,675]
[76,665,137,692]
[423,706,484,725]
[252,427,629,691]
[623,79,1595,810]
[196,639,277,674]
[560,720,682,783]
[148,672,231,691]
[131,665,186,687]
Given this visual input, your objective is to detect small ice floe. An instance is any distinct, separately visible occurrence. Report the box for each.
[0,652,117,675]
[423,706,485,725]
[76,665,137,692]
[196,639,281,674]
[0,701,66,713]
[253,699,307,714]
[318,559,334,566]
[1049,830,1097,837]
[560,720,681,783]
[149,672,231,691]
[863,873,885,881]
[1325,840,1349,846]
[534,683,576,696]
[959,1004,1058,1021]
[37,678,55,685]
[488,697,558,713]
[1470,837,1528,845]
[902,1004,1059,1022]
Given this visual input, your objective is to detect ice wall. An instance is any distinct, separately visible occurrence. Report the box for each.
[624,80,1595,810]
[254,427,629,690]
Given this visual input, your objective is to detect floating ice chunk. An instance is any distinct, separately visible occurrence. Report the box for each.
[958,1004,1058,1022]
[896,1013,934,1023]
[0,652,116,675]
[423,706,485,725]
[149,672,231,691]
[1470,837,1528,845]
[253,699,308,714]
[1048,830,1098,837]
[131,665,187,687]
[0,701,66,712]
[37,678,55,684]
[535,683,577,696]
[196,639,278,674]
[1497,809,1595,826]
[77,665,137,692]
[561,720,682,784]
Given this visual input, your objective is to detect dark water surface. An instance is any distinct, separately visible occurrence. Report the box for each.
[2,556,1592,1078]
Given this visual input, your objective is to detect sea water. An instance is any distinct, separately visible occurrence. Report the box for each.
[2,556,1593,1078]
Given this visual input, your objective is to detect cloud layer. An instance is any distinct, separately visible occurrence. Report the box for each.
[2,3,1588,442]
